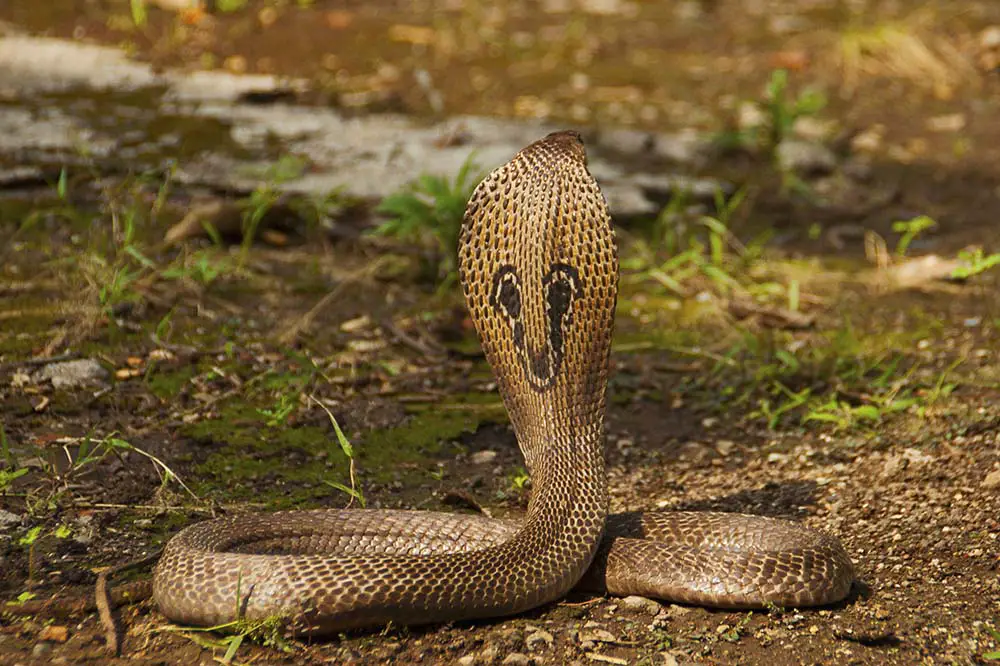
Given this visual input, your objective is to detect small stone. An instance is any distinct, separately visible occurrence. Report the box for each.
[457,656,475,666]
[792,116,836,141]
[0,510,22,527]
[470,450,498,465]
[775,140,836,176]
[620,595,661,615]
[851,125,884,153]
[578,628,617,644]
[925,113,965,133]
[737,101,766,130]
[674,0,703,21]
[223,55,247,74]
[980,26,1000,49]
[526,629,553,650]
[502,653,531,665]
[666,604,691,617]
[658,653,680,666]
[714,440,736,457]
[982,469,1000,489]
[33,359,108,389]
[32,642,53,658]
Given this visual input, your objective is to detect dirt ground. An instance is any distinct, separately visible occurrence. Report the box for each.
[1,1,1000,665]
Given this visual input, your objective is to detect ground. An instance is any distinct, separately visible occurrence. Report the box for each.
[1,0,1000,664]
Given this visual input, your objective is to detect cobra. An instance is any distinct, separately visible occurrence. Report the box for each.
[153,131,853,634]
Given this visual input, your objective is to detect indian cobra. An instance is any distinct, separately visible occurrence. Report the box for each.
[153,131,853,634]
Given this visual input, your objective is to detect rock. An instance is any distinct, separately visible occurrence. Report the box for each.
[457,656,475,666]
[0,510,22,528]
[596,129,653,156]
[502,653,531,665]
[652,131,710,166]
[32,642,52,658]
[470,450,498,465]
[629,173,732,202]
[577,627,617,645]
[775,140,836,176]
[982,469,1000,489]
[599,183,657,216]
[525,629,553,650]
[33,359,108,389]
[620,595,662,615]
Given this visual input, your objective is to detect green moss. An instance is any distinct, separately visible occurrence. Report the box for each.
[146,364,197,400]
[183,394,504,509]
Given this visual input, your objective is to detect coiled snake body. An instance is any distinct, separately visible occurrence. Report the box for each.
[154,131,853,633]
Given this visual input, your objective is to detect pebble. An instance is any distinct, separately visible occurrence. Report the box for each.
[457,656,475,666]
[980,26,1000,49]
[578,627,617,646]
[470,450,498,465]
[982,469,1000,489]
[620,595,662,615]
[32,642,52,658]
[775,140,836,176]
[502,653,531,665]
[526,629,554,650]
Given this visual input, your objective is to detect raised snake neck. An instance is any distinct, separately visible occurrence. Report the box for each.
[153,131,852,634]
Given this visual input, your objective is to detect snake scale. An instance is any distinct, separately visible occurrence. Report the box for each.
[153,131,854,634]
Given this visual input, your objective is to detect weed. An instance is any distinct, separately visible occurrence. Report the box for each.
[160,614,295,663]
[983,624,1000,660]
[258,392,299,428]
[892,215,936,257]
[717,69,826,155]
[239,155,307,267]
[719,612,754,643]
[129,0,147,27]
[161,249,233,286]
[755,382,811,430]
[374,155,483,283]
[0,466,28,495]
[509,467,530,493]
[762,69,826,149]
[0,425,26,494]
[23,433,196,513]
[626,186,794,306]
[951,247,1000,280]
[310,396,366,508]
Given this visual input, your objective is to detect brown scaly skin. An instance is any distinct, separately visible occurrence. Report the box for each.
[152,131,852,635]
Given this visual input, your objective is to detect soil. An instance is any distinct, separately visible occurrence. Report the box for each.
[1,1,1000,665]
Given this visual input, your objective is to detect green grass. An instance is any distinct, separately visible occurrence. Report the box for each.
[373,154,483,285]
[716,68,827,156]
